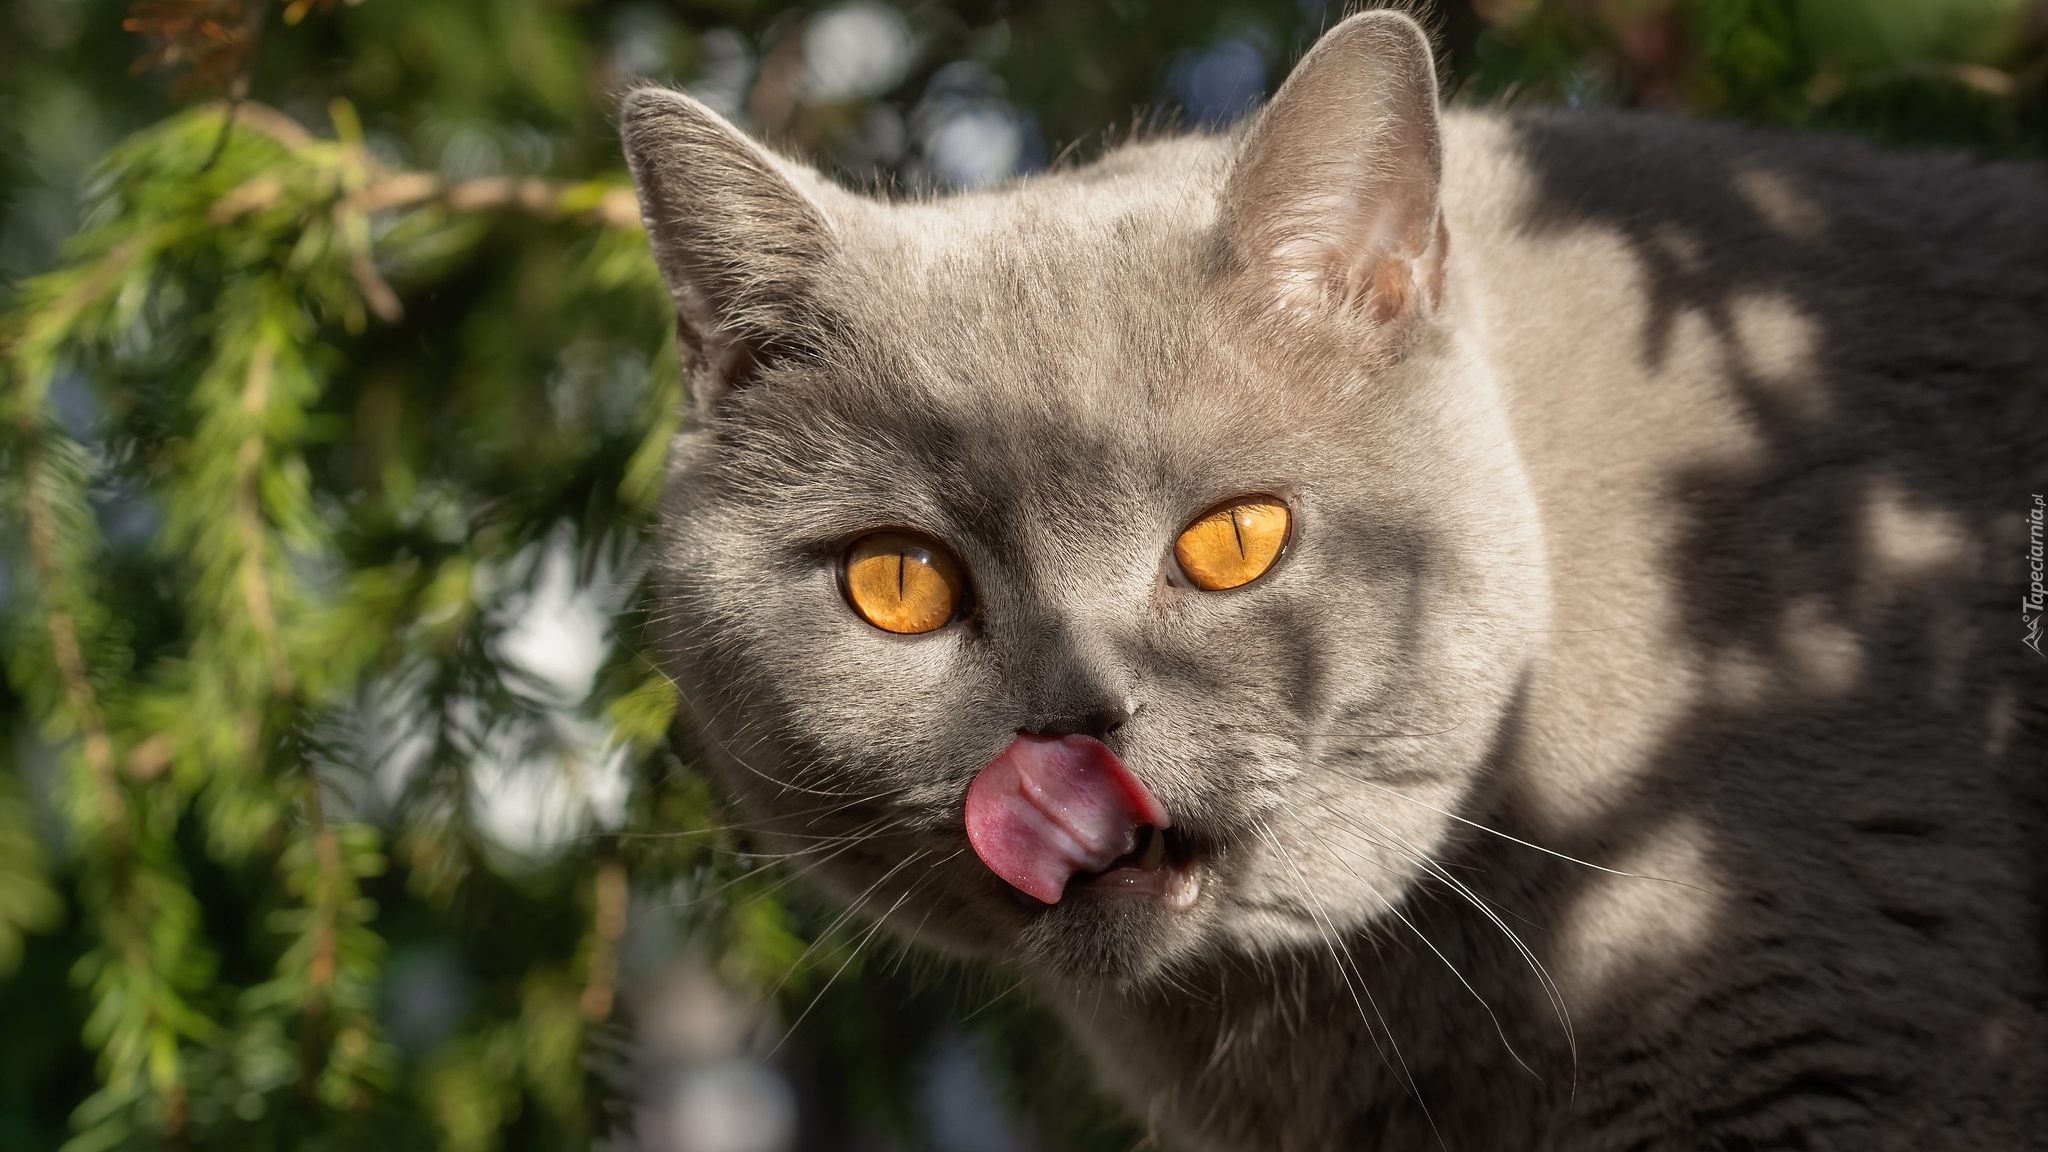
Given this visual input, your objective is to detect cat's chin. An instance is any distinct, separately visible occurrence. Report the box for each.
[1007,857,1217,987]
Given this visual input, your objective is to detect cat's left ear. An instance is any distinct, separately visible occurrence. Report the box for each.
[1221,11,1447,333]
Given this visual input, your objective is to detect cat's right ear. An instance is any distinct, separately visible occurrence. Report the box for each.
[1220,12,1446,339]
[619,87,837,418]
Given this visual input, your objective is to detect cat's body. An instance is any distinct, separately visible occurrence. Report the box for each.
[621,13,2046,1149]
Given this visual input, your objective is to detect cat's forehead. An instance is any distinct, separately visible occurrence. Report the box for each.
[818,149,1233,397]
[792,191,1306,488]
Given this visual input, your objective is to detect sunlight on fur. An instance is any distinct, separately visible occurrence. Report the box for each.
[1554,814,1722,1004]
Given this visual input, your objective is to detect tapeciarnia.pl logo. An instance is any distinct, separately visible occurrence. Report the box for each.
[2026,494,2045,657]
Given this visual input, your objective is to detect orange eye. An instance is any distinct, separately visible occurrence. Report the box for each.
[1174,498,1290,591]
[843,531,969,634]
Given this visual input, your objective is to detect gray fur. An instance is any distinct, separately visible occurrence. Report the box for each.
[620,11,2047,1149]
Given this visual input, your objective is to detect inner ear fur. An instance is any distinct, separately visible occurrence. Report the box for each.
[1221,11,1447,335]
[618,87,839,417]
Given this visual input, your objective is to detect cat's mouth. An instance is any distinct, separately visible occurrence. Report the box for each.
[963,732,1202,911]
[1069,824,1201,910]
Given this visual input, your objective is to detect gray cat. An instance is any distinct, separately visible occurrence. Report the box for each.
[619,11,2047,1149]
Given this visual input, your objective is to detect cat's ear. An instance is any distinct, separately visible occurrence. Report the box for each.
[1220,12,1446,333]
[619,87,837,416]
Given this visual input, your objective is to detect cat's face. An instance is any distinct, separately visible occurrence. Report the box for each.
[624,14,1548,987]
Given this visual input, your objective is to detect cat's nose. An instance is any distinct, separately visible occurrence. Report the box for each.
[1026,705,1132,740]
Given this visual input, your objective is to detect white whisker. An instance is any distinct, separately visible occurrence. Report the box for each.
[1328,806,1580,1086]
[1354,778,1708,892]
[767,863,943,1058]
[1252,817,1445,1152]
[757,848,932,1010]
[1278,799,1543,1081]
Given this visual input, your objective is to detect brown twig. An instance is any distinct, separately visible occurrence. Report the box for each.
[579,860,629,1020]
[218,100,314,150]
[208,157,642,233]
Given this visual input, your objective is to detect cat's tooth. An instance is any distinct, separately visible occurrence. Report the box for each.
[1137,827,1165,871]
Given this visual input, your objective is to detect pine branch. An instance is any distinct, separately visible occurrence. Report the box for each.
[3,96,685,1152]
[18,439,123,833]
[231,338,293,696]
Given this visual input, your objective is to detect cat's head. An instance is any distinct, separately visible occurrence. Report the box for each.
[622,12,1548,988]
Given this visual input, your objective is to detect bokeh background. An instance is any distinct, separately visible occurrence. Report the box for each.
[0,2,2041,1151]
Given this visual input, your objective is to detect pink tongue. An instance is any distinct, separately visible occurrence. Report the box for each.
[964,734,1170,905]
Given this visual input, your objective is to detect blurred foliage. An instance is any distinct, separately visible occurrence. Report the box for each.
[1460,0,2046,150]
[0,2,2040,1152]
